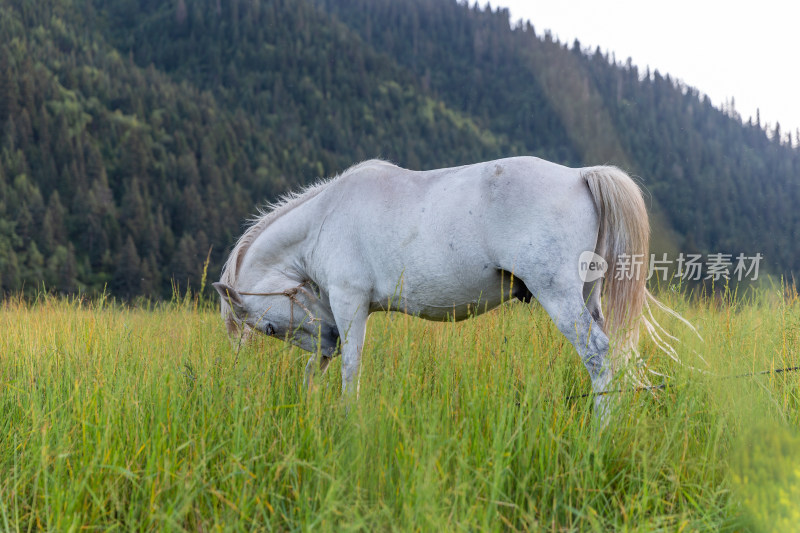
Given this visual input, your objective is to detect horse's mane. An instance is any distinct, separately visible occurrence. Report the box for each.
[220,159,395,288]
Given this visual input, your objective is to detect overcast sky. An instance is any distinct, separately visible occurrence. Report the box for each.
[495,0,800,143]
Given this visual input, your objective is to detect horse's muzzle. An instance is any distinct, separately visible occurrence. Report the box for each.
[324,326,341,357]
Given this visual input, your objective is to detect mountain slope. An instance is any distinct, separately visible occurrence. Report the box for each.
[0,0,798,299]
[316,0,800,275]
[0,0,507,297]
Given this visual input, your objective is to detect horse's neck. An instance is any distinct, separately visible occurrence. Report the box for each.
[244,199,319,284]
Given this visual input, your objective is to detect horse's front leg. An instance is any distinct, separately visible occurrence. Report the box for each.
[304,355,317,390]
[304,354,333,391]
[329,290,370,397]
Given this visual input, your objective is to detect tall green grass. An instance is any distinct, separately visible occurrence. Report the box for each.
[1,289,799,531]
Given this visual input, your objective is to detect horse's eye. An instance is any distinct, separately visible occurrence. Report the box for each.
[266,323,275,335]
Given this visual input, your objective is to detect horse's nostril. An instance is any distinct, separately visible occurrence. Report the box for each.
[266,323,275,335]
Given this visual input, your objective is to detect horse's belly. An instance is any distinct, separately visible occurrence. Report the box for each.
[413,296,504,321]
[376,266,518,321]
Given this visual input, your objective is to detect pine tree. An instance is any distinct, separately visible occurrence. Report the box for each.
[41,191,67,255]
[46,244,78,294]
[0,48,16,128]
[112,236,142,298]
[121,178,148,246]
[23,241,45,290]
[170,233,199,289]
[176,0,188,26]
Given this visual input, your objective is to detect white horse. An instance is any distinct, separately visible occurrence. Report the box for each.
[214,157,682,415]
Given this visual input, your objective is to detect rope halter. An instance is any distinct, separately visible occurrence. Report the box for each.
[237,280,320,333]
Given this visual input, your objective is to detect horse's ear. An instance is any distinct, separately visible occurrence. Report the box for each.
[213,282,243,309]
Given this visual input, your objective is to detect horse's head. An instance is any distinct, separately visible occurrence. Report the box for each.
[213,280,340,357]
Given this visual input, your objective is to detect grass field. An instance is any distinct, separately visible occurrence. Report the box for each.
[1,288,800,531]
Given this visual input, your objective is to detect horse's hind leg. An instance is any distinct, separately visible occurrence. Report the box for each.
[530,281,613,421]
[583,278,604,329]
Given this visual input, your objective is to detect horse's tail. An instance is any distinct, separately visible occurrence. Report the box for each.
[582,166,648,368]
[582,166,696,376]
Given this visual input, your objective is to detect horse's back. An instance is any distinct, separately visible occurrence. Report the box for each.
[333,156,596,254]
[337,156,587,217]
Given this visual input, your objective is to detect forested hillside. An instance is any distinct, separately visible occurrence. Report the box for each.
[1,0,798,299]
[316,0,800,267]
